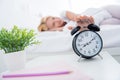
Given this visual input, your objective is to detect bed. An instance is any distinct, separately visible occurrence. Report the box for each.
[27,5,120,53]
[25,25,120,55]
[25,5,120,56]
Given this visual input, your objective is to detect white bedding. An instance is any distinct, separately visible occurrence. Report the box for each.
[26,31,73,53]
[99,25,120,48]
[26,25,120,53]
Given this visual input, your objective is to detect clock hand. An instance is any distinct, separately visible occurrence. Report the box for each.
[80,44,84,46]
[83,44,86,47]
[88,36,96,44]
[83,39,94,48]
[82,43,89,48]
[82,36,97,48]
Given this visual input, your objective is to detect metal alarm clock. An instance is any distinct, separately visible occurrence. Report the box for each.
[71,24,103,59]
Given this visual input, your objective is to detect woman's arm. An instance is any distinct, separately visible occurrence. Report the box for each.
[66,11,79,21]
[65,11,95,31]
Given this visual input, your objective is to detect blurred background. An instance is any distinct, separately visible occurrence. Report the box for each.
[0,0,119,29]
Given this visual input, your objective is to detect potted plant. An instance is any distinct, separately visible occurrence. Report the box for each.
[0,25,39,71]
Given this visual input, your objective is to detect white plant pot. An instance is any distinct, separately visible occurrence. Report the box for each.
[0,50,6,73]
[3,51,26,71]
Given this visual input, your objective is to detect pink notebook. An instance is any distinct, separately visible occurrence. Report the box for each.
[2,62,93,80]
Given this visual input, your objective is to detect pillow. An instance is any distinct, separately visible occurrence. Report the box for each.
[103,5,120,19]
[26,31,73,53]
[100,18,120,25]
[93,9,112,26]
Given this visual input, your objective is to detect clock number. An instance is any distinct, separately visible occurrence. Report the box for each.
[78,39,82,42]
[85,32,88,37]
[88,50,91,54]
[91,34,93,37]
[84,50,86,54]
[93,49,96,53]
[80,48,82,51]
[80,35,84,39]
[78,44,80,46]
[95,45,98,48]
[96,41,98,44]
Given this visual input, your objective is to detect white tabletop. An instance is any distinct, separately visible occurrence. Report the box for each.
[26,51,120,80]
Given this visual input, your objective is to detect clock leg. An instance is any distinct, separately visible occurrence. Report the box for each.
[77,56,82,62]
[98,54,103,59]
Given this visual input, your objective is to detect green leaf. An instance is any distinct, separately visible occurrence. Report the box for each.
[0,25,40,53]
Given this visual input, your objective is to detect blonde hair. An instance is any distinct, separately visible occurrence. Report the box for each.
[38,16,51,32]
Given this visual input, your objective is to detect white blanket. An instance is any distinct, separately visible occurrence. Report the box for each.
[99,25,120,48]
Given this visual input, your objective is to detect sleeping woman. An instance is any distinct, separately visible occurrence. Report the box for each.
[38,9,112,32]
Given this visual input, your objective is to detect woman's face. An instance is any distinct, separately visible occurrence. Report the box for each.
[46,16,65,30]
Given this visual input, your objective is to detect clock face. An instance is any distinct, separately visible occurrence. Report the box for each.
[72,30,103,58]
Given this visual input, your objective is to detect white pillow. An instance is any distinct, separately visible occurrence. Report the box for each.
[93,9,112,26]
[100,18,120,25]
[26,31,73,53]
[103,5,120,19]
[81,8,112,26]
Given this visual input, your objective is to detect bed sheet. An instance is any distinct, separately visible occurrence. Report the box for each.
[25,25,120,53]
[99,25,120,48]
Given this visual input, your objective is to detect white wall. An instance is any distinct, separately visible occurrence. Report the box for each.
[28,0,70,16]
[0,0,70,30]
[0,0,28,28]
[69,0,119,13]
[0,0,119,30]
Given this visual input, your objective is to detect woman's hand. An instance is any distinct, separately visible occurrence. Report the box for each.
[75,15,94,31]
[76,15,94,27]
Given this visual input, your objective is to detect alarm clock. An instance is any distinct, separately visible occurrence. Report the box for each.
[71,24,103,59]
